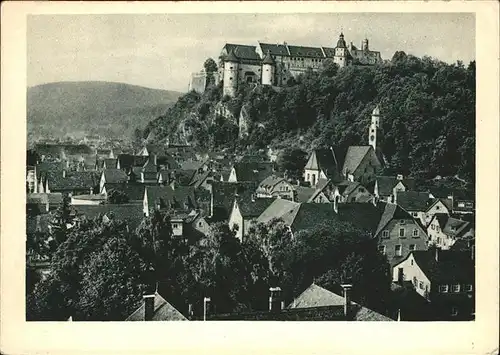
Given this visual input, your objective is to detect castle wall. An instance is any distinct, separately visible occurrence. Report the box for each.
[351,49,382,65]
[237,63,261,84]
[189,72,208,93]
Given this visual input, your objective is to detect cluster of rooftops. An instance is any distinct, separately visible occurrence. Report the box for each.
[26,138,474,321]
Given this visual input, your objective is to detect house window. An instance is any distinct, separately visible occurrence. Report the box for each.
[419,281,424,290]
[439,285,449,293]
[378,245,386,255]
[466,284,473,292]
[412,212,418,217]
[382,230,389,238]
[358,187,364,192]
[437,237,441,244]
[458,202,465,208]
[410,259,414,265]
[451,306,458,316]
[436,206,440,210]
[413,276,417,286]
[452,284,460,293]
[399,228,405,237]
[413,229,419,237]
[395,245,402,256]
[172,223,179,229]
[400,220,405,225]
[198,221,203,227]
[409,244,416,252]
[431,225,435,230]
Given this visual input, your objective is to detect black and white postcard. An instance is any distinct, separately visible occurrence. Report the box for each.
[1,1,499,355]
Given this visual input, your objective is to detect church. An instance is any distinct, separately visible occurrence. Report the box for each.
[189,32,383,97]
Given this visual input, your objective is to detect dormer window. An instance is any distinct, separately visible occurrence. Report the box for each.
[439,285,449,293]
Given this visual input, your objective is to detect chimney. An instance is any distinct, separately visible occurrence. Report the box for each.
[203,297,211,321]
[397,174,403,181]
[143,294,155,321]
[188,303,194,319]
[269,287,282,313]
[341,284,353,318]
[62,170,66,178]
[434,247,439,262]
[333,194,339,213]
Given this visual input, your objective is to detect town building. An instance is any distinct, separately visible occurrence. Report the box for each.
[375,203,428,266]
[392,249,475,320]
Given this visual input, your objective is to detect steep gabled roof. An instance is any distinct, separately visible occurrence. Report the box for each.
[409,250,475,284]
[376,176,414,196]
[102,169,128,184]
[117,154,149,170]
[431,213,471,238]
[294,186,316,203]
[336,203,383,235]
[257,198,300,225]
[261,50,275,65]
[287,45,324,58]
[259,43,290,57]
[258,175,285,190]
[233,162,274,183]
[336,180,361,196]
[126,292,187,321]
[236,198,275,218]
[305,148,341,181]
[46,171,98,191]
[397,191,432,212]
[145,185,197,211]
[375,203,413,236]
[342,146,371,175]
[103,183,146,201]
[223,43,260,61]
[285,203,337,233]
[425,197,453,213]
[288,283,393,321]
[74,203,145,231]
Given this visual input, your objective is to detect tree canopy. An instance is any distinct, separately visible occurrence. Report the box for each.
[146,54,475,182]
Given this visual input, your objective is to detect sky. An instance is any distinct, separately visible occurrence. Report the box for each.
[27,13,475,93]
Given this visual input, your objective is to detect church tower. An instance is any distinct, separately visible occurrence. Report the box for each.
[368,105,380,150]
[223,49,239,97]
[261,50,275,86]
[334,32,348,68]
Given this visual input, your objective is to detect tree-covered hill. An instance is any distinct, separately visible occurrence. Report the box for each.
[28,81,182,141]
[145,53,475,182]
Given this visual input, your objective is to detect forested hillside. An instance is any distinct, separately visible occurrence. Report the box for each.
[28,81,182,141]
[145,52,475,182]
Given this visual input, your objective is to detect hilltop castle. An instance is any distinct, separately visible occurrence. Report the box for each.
[189,32,383,97]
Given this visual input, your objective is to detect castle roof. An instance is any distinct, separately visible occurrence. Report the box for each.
[336,33,347,49]
[262,50,275,65]
[223,44,260,61]
[259,43,290,57]
[287,45,324,58]
[225,49,239,63]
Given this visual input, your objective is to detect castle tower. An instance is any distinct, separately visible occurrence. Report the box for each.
[362,38,369,51]
[223,49,239,97]
[261,50,275,86]
[334,32,348,68]
[368,105,380,150]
